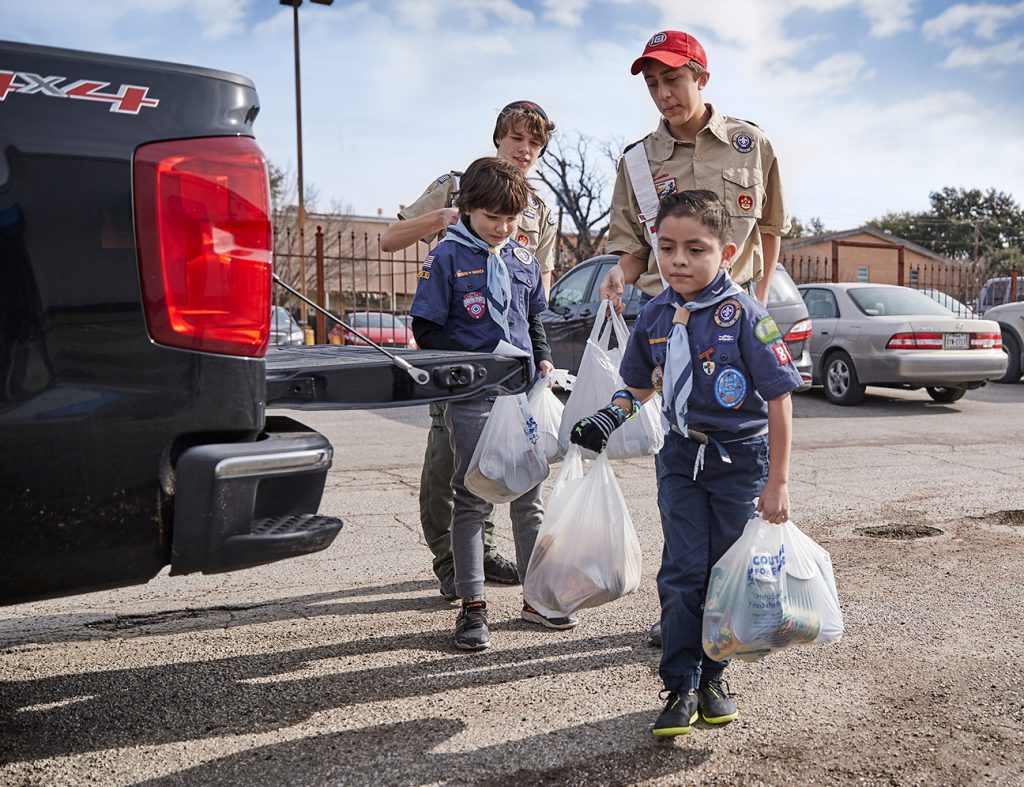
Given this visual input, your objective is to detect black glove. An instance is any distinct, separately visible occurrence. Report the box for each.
[570,404,627,453]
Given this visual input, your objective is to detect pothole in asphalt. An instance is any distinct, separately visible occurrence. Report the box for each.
[857,524,943,540]
[995,510,1024,528]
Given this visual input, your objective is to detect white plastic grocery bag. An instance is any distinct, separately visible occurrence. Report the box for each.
[527,378,565,462]
[465,393,550,504]
[557,301,664,460]
[702,515,844,662]
[523,445,642,617]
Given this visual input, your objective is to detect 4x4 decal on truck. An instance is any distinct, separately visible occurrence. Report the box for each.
[0,70,159,114]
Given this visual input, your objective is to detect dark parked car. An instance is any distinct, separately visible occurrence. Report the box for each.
[540,256,812,388]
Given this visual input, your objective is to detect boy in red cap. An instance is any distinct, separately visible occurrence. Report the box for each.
[380,102,559,605]
[600,31,789,307]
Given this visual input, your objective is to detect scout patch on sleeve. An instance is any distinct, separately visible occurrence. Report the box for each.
[513,247,532,264]
[713,299,741,328]
[731,132,754,153]
[754,315,782,344]
[421,255,434,270]
[464,292,486,319]
[771,340,793,366]
[651,365,663,393]
[522,210,536,219]
[547,213,556,226]
[528,193,539,209]
[516,233,530,247]
[417,270,430,280]
[714,367,747,408]
[737,193,754,213]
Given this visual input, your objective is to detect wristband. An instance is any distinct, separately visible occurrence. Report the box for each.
[610,389,640,419]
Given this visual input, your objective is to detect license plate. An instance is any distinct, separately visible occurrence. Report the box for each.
[944,333,968,350]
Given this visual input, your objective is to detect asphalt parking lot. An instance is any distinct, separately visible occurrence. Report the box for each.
[2,381,1023,785]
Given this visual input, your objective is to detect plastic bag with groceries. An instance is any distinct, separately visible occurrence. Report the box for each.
[465,393,549,504]
[523,445,642,617]
[702,515,843,662]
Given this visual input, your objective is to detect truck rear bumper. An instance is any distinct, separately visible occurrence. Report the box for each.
[169,416,342,575]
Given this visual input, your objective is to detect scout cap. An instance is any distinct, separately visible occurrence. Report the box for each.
[630,31,708,75]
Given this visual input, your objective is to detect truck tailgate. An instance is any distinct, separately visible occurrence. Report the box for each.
[266,346,530,410]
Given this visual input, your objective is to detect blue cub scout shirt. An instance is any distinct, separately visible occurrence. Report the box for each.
[619,271,803,434]
[409,236,547,355]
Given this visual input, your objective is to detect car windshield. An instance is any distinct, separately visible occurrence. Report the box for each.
[767,268,801,306]
[349,313,403,329]
[848,287,952,317]
[271,306,296,330]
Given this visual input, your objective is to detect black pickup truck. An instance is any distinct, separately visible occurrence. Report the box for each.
[0,41,528,605]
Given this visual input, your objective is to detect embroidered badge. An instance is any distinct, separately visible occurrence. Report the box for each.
[463,292,486,319]
[703,360,716,376]
[731,132,754,153]
[737,194,754,213]
[754,315,782,344]
[714,299,741,328]
[649,336,669,345]
[455,268,486,277]
[417,270,430,280]
[654,174,677,200]
[714,368,747,408]
[649,32,667,46]
[651,365,664,393]
[547,214,556,226]
[516,233,530,247]
[437,173,452,184]
[528,194,539,209]
[426,174,451,195]
[771,340,793,366]
[513,247,532,264]
[522,210,536,219]
[421,258,433,270]
[698,347,715,360]
[718,334,736,343]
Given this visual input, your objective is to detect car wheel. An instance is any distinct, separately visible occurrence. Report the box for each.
[925,387,966,403]
[995,331,1022,383]
[823,351,865,406]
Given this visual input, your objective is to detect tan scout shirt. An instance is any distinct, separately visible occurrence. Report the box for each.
[607,105,789,295]
[397,171,557,274]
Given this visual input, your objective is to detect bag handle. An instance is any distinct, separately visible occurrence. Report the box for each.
[587,299,632,351]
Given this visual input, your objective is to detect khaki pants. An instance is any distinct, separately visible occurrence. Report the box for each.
[419,401,499,582]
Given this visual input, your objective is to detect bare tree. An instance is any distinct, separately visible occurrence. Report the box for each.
[536,132,616,266]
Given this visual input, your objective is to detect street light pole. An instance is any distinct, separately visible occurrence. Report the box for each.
[281,0,333,332]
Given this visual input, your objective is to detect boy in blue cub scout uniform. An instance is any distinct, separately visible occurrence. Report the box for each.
[410,156,571,652]
[570,190,802,735]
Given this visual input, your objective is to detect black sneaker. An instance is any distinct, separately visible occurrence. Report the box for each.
[698,676,738,724]
[652,689,699,737]
[648,621,662,647]
[439,574,458,603]
[483,553,520,585]
[521,601,578,630]
[454,600,490,651]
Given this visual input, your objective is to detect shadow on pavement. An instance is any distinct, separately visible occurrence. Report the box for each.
[131,713,711,786]
[793,388,973,417]
[0,630,655,765]
[0,579,443,648]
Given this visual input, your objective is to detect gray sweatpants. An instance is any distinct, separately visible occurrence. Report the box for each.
[445,397,543,600]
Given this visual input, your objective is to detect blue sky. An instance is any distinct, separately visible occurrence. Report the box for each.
[4,0,1024,230]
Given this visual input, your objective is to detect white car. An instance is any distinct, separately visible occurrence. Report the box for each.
[983,300,1024,383]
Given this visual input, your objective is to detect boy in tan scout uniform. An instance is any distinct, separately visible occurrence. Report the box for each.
[599,31,789,309]
[379,101,557,602]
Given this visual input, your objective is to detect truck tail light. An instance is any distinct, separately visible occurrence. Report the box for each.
[886,332,943,349]
[134,137,272,357]
[970,332,1001,349]
[784,319,812,343]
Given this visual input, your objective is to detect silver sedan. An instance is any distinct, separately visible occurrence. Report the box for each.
[797,283,1007,405]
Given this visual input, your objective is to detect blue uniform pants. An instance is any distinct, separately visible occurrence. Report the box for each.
[655,429,770,691]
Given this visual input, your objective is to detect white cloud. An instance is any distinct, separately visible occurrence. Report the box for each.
[942,34,1024,67]
[855,0,916,37]
[923,1,1024,41]
[541,0,592,27]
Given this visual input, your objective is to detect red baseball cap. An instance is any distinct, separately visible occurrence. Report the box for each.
[630,31,708,75]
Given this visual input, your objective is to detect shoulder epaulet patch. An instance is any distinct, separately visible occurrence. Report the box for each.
[726,116,762,130]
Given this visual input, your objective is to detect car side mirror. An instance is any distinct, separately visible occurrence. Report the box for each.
[551,304,570,316]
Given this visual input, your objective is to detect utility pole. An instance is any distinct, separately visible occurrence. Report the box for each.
[281,0,334,329]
